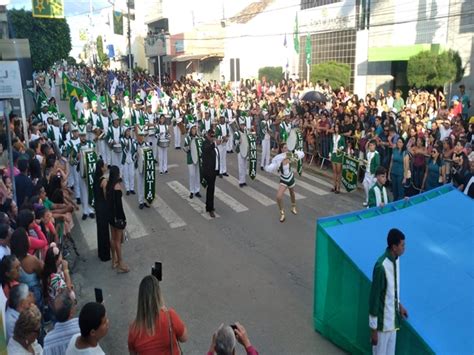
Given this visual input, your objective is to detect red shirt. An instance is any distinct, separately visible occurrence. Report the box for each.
[128,308,185,355]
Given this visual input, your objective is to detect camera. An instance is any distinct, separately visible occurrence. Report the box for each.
[151,262,162,281]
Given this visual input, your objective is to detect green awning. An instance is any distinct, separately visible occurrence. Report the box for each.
[368,44,441,61]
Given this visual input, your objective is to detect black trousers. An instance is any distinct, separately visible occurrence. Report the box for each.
[205,173,217,212]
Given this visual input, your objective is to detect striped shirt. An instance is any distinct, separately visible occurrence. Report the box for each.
[44,318,80,355]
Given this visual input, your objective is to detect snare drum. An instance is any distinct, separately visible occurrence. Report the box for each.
[158,139,170,148]
[287,129,299,151]
[113,143,122,153]
[229,120,239,132]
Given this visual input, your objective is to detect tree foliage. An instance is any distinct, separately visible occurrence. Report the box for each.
[258,66,283,84]
[310,61,350,89]
[96,36,109,65]
[8,9,72,71]
[407,50,464,88]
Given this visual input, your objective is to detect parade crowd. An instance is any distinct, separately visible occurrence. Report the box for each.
[0,63,472,354]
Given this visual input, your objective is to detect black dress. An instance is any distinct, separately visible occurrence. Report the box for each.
[107,188,126,229]
[93,176,111,261]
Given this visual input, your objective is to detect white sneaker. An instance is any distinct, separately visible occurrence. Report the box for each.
[362,202,368,207]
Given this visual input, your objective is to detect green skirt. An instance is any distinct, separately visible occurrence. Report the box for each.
[331,152,343,164]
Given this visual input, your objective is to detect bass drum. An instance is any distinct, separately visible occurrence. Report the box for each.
[287,128,299,151]
[158,139,170,148]
[191,137,201,165]
[239,133,249,159]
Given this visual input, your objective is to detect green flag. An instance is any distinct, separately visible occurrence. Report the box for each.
[293,13,299,54]
[32,0,64,18]
[305,34,311,66]
[81,82,97,103]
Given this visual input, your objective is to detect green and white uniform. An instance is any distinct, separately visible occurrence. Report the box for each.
[329,134,345,164]
[368,182,389,208]
[279,121,291,142]
[369,249,401,355]
[363,150,380,204]
[264,150,305,188]
[183,133,200,194]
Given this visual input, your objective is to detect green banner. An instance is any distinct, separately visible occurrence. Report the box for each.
[85,150,97,207]
[295,129,303,176]
[341,154,360,192]
[113,11,124,35]
[144,148,155,203]
[196,137,207,188]
[248,133,257,180]
[82,82,97,103]
[32,0,64,18]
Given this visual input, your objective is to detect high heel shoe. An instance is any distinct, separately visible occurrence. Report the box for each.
[291,204,297,215]
[279,210,286,223]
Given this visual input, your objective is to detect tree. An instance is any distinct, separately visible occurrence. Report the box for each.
[407,50,464,88]
[258,66,283,84]
[310,61,350,89]
[8,9,72,71]
[96,35,109,65]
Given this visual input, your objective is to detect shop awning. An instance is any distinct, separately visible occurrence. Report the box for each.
[171,53,224,62]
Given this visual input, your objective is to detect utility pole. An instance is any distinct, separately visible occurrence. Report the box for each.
[127,0,133,97]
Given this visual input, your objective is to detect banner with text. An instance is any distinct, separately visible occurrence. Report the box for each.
[342,154,359,192]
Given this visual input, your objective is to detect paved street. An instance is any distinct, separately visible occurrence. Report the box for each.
[69,148,364,353]
[53,93,363,354]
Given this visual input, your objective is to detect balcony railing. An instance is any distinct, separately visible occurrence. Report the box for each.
[145,34,167,57]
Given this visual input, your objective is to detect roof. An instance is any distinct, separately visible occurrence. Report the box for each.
[229,0,275,24]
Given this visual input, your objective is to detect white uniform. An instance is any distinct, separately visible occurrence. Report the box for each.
[108,125,122,169]
[225,108,235,152]
[156,124,169,173]
[136,140,151,204]
[146,112,158,159]
[184,134,200,194]
[216,123,228,175]
[98,115,110,165]
[172,109,182,148]
[121,136,136,192]
[261,119,271,168]
[235,130,247,184]
[67,137,81,199]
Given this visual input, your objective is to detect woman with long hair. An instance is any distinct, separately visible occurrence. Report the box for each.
[128,275,188,355]
[422,145,445,191]
[329,124,345,194]
[106,165,129,273]
[409,136,427,192]
[93,159,111,262]
[388,138,410,201]
[264,142,304,223]
[0,254,20,299]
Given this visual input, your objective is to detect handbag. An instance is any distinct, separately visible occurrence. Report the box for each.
[167,309,182,355]
[112,191,127,230]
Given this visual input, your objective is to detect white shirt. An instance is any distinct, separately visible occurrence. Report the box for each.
[65,334,105,355]
[7,338,43,354]
[439,125,452,141]
[0,245,11,260]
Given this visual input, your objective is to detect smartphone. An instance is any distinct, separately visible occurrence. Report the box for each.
[94,288,103,303]
[151,262,162,281]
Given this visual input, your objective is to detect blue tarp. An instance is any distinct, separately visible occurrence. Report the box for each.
[321,186,474,354]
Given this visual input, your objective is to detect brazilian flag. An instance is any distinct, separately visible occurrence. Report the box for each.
[66,83,84,121]
[61,72,71,100]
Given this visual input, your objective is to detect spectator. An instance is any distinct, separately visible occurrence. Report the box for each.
[7,303,43,354]
[5,283,35,341]
[44,289,80,355]
[128,275,188,354]
[66,302,109,355]
[15,158,35,208]
[42,244,74,317]
[0,221,11,259]
[207,322,259,355]
[2,198,18,229]
[17,208,48,258]
[10,227,44,308]
[0,254,20,298]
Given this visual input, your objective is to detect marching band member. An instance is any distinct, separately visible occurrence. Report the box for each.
[156,114,170,175]
[107,114,122,169]
[243,111,253,132]
[234,117,248,187]
[145,98,158,161]
[135,126,151,209]
[224,101,235,153]
[132,97,144,126]
[39,101,50,126]
[260,110,272,170]
[171,102,182,149]
[66,123,81,204]
[200,111,212,136]
[279,109,292,143]
[90,100,101,137]
[368,166,389,208]
[363,139,381,207]
[264,142,304,223]
[122,95,133,122]
[97,103,111,165]
[47,115,63,150]
[215,116,229,177]
[74,123,96,220]
[329,124,345,194]
[120,121,136,196]
[183,123,201,199]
